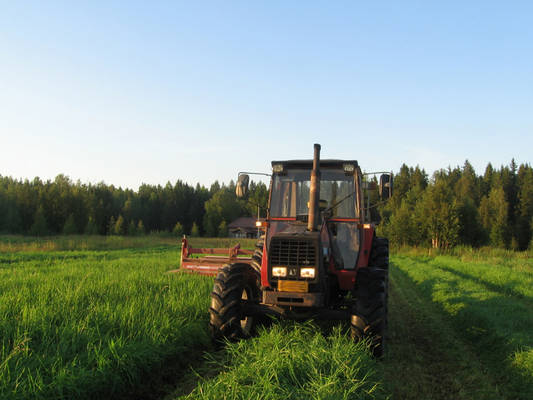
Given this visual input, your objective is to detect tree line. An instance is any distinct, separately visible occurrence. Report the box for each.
[1,159,532,250]
[0,174,267,238]
[378,160,533,250]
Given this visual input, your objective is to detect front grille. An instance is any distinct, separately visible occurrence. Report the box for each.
[270,238,316,267]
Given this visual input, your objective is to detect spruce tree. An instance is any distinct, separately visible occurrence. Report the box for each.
[487,186,511,248]
[114,215,125,235]
[30,206,48,236]
[108,216,116,235]
[136,220,146,235]
[191,222,200,237]
[517,165,533,249]
[218,220,227,237]
[173,222,184,237]
[85,216,98,235]
[128,220,136,236]
[63,214,77,235]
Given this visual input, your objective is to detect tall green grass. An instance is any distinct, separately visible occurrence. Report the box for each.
[181,323,387,400]
[0,237,219,399]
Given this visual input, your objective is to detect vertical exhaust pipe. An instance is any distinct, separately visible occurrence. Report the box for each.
[308,143,321,231]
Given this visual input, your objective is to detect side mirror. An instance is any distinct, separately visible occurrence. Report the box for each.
[236,174,249,198]
[379,174,393,200]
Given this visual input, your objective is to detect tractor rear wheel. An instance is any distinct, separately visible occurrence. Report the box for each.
[209,263,260,342]
[351,237,389,357]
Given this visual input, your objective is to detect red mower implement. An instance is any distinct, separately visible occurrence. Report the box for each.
[178,236,254,275]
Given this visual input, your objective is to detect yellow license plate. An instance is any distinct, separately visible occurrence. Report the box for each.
[278,280,308,293]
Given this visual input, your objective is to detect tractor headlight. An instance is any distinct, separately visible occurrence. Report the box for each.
[300,268,316,279]
[272,266,287,277]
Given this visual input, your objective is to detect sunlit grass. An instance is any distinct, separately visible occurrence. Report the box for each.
[181,323,387,400]
[0,236,220,399]
[392,253,533,399]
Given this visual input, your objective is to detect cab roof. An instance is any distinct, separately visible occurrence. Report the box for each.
[271,159,358,169]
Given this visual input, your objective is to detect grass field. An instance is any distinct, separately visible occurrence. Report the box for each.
[385,251,533,400]
[0,235,217,399]
[1,235,532,399]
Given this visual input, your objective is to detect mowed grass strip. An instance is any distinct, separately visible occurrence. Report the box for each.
[0,237,218,400]
[392,253,533,400]
[179,323,388,400]
[385,264,503,400]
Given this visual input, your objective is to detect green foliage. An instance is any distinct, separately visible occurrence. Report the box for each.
[246,181,269,217]
[128,220,136,236]
[84,216,98,235]
[482,185,511,248]
[380,160,532,249]
[217,220,227,237]
[420,180,459,249]
[517,165,533,249]
[173,222,184,237]
[0,175,212,237]
[203,188,246,237]
[190,222,200,237]
[113,214,125,235]
[62,213,78,234]
[108,215,116,235]
[30,205,48,236]
[136,220,146,235]
[4,203,22,233]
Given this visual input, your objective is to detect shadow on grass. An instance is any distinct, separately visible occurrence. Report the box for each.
[392,261,533,400]
[432,261,533,305]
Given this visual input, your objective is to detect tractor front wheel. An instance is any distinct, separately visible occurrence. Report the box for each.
[209,263,260,342]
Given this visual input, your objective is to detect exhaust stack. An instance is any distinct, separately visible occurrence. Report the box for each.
[308,143,321,231]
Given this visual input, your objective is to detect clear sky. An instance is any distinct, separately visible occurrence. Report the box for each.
[1,1,532,189]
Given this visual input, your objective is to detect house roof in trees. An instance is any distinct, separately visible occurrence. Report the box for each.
[228,217,256,232]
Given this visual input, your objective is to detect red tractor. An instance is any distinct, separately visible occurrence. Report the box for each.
[207,144,392,356]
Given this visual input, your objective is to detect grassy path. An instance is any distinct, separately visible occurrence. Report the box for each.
[385,262,502,399]
[386,255,533,400]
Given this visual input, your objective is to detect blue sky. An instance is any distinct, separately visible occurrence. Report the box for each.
[1,1,531,189]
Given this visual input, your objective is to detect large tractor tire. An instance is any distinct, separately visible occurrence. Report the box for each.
[351,237,389,357]
[209,263,260,342]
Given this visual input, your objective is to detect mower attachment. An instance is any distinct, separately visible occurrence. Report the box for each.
[179,236,254,275]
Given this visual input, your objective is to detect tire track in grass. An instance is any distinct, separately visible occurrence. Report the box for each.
[162,348,227,399]
[385,262,503,400]
[390,255,533,400]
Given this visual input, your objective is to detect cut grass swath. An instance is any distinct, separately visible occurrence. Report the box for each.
[180,322,388,400]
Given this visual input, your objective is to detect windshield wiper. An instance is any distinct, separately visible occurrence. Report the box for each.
[323,191,356,215]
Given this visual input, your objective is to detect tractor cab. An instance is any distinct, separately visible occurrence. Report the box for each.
[267,160,362,272]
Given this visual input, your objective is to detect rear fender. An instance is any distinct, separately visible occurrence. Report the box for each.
[356,224,374,268]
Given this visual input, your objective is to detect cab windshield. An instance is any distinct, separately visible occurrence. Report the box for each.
[270,169,357,218]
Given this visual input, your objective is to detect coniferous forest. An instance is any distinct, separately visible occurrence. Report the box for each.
[1,159,532,250]
[378,160,533,250]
